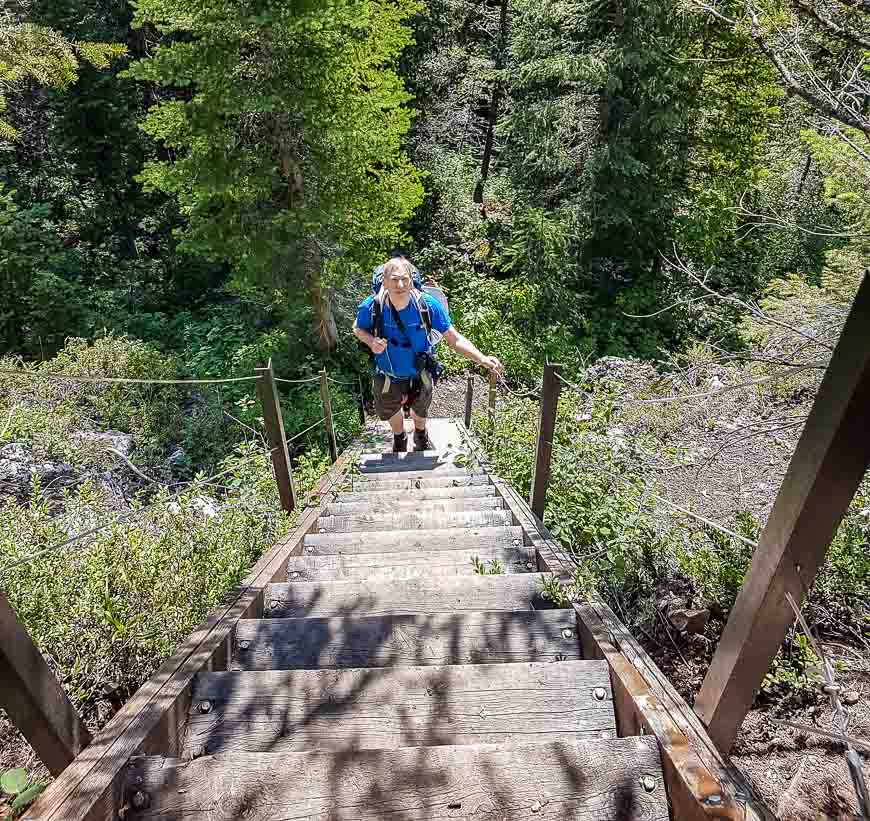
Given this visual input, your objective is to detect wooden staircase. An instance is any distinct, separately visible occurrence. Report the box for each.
[124,420,669,821]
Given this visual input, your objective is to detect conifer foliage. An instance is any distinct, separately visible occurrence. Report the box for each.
[126,0,425,347]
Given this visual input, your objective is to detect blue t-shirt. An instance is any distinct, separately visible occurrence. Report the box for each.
[356,293,452,378]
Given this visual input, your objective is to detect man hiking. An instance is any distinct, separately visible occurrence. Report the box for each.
[353,256,504,452]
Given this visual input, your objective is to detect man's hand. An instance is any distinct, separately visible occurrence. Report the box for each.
[479,355,504,375]
[369,337,388,355]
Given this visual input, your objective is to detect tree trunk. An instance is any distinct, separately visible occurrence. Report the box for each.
[473,0,508,205]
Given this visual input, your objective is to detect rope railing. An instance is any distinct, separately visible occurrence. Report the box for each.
[0,448,278,577]
[553,364,824,406]
[0,369,260,385]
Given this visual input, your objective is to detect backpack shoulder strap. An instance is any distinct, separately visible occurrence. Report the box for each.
[412,289,432,336]
[371,291,387,338]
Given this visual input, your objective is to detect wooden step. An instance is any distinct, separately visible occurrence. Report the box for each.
[358,449,444,461]
[185,660,615,756]
[322,496,504,516]
[286,546,536,582]
[333,485,496,504]
[356,460,477,476]
[127,738,668,821]
[233,609,580,671]
[347,473,490,491]
[264,574,557,619]
[317,509,513,533]
[303,526,526,555]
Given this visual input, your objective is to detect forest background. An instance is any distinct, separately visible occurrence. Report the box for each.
[0,0,868,813]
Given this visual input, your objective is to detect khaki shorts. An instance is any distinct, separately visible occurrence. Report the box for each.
[372,373,433,420]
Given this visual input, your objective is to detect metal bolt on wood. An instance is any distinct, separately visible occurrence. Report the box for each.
[131,791,149,810]
[561,628,573,639]
[642,777,656,793]
[198,700,212,714]
[269,599,278,609]
[593,687,606,701]
[238,640,250,651]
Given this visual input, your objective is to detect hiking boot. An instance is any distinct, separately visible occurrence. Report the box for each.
[413,428,433,452]
[392,432,408,453]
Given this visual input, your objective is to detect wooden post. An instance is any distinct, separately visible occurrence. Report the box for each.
[357,375,366,426]
[320,369,338,463]
[695,271,870,752]
[488,369,497,429]
[464,375,474,429]
[255,360,297,514]
[0,591,92,775]
[529,362,562,520]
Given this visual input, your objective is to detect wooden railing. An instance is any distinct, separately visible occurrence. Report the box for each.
[0,360,357,779]
[464,271,870,763]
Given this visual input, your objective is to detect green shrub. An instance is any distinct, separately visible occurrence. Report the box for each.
[0,441,332,717]
[0,336,182,467]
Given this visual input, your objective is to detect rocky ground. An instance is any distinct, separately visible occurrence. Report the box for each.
[565,277,869,821]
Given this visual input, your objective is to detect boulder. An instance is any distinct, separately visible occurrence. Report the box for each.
[74,430,135,458]
[669,607,710,635]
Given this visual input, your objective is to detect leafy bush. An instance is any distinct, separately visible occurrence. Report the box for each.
[482,390,670,601]
[0,441,331,718]
[0,336,182,467]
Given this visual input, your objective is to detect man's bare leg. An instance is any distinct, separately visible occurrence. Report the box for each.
[388,410,405,435]
[410,409,426,432]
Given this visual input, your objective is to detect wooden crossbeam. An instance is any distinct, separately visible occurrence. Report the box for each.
[695,270,870,752]
[0,592,92,776]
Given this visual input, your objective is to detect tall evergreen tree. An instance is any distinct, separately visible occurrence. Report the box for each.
[127,0,424,351]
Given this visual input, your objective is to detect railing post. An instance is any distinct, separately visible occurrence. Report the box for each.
[357,375,366,426]
[320,369,338,463]
[464,375,474,429]
[256,360,297,514]
[695,270,870,753]
[0,591,92,775]
[529,362,562,520]
[488,369,497,429]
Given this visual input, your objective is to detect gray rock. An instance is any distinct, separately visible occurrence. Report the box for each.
[189,496,219,518]
[669,607,710,635]
[842,690,860,706]
[75,430,135,457]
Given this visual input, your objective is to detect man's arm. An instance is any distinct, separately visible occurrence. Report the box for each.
[353,320,387,354]
[443,327,503,374]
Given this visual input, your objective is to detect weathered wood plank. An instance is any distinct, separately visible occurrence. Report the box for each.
[334,485,496,504]
[529,362,561,519]
[286,546,536,582]
[696,271,870,752]
[255,360,296,513]
[302,526,526,555]
[184,660,614,756]
[27,442,363,821]
[357,460,478,476]
[264,574,558,619]
[0,592,92,776]
[317,509,513,533]
[357,450,442,461]
[347,473,490,491]
[323,496,504,516]
[233,609,581,671]
[127,738,669,821]
[468,437,776,821]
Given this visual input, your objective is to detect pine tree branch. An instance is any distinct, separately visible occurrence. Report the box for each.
[791,0,870,51]
[745,2,870,138]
